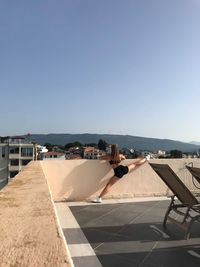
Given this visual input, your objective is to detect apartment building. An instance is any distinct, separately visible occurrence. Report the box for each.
[83,146,105,159]
[0,136,36,183]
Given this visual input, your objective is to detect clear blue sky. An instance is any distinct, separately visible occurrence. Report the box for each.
[1,0,200,142]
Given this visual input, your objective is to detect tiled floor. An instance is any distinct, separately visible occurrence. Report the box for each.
[57,199,200,267]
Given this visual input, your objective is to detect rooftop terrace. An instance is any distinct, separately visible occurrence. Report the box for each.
[0,159,200,266]
[57,199,200,267]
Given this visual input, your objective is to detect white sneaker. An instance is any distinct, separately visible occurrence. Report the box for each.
[92,197,102,203]
[145,155,151,161]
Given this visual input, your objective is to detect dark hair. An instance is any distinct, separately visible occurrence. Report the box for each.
[111,144,119,158]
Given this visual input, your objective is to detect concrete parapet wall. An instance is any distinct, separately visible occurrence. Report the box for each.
[0,161,72,267]
[1,158,200,266]
[41,159,200,201]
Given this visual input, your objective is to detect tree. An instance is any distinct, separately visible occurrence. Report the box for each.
[44,143,54,152]
[84,143,97,147]
[64,141,83,150]
[170,150,183,158]
[98,139,108,151]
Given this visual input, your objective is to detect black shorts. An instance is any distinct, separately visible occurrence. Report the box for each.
[114,165,129,178]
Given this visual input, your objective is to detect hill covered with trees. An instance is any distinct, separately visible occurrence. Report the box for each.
[29,133,200,152]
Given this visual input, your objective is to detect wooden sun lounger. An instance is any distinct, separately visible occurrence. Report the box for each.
[186,165,200,185]
[150,163,200,239]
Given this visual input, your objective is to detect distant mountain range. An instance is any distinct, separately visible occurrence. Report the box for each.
[29,133,200,152]
[190,141,200,146]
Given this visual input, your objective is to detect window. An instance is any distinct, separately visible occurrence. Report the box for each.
[9,147,19,154]
[2,147,5,157]
[21,147,33,157]
[10,159,19,166]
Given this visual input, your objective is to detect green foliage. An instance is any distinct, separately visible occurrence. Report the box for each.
[121,148,140,159]
[30,134,200,152]
[84,143,97,147]
[64,141,83,150]
[158,155,166,159]
[170,150,183,158]
[44,143,54,152]
[44,143,65,152]
[98,139,108,151]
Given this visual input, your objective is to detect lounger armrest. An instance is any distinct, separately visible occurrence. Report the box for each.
[192,203,200,210]
[174,204,191,208]
[193,203,200,207]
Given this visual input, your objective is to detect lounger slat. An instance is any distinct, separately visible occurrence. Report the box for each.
[150,163,198,206]
[149,163,200,239]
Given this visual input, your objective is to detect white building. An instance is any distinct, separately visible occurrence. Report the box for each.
[42,152,66,160]
[36,145,48,160]
[141,151,151,157]
[157,150,166,156]
[0,136,36,184]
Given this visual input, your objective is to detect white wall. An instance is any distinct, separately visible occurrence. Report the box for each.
[41,159,200,201]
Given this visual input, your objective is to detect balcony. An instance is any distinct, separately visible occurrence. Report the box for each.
[0,159,200,266]
[9,153,20,159]
[9,165,20,171]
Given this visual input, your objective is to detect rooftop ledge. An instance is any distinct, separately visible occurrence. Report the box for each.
[0,159,200,266]
[0,161,72,267]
